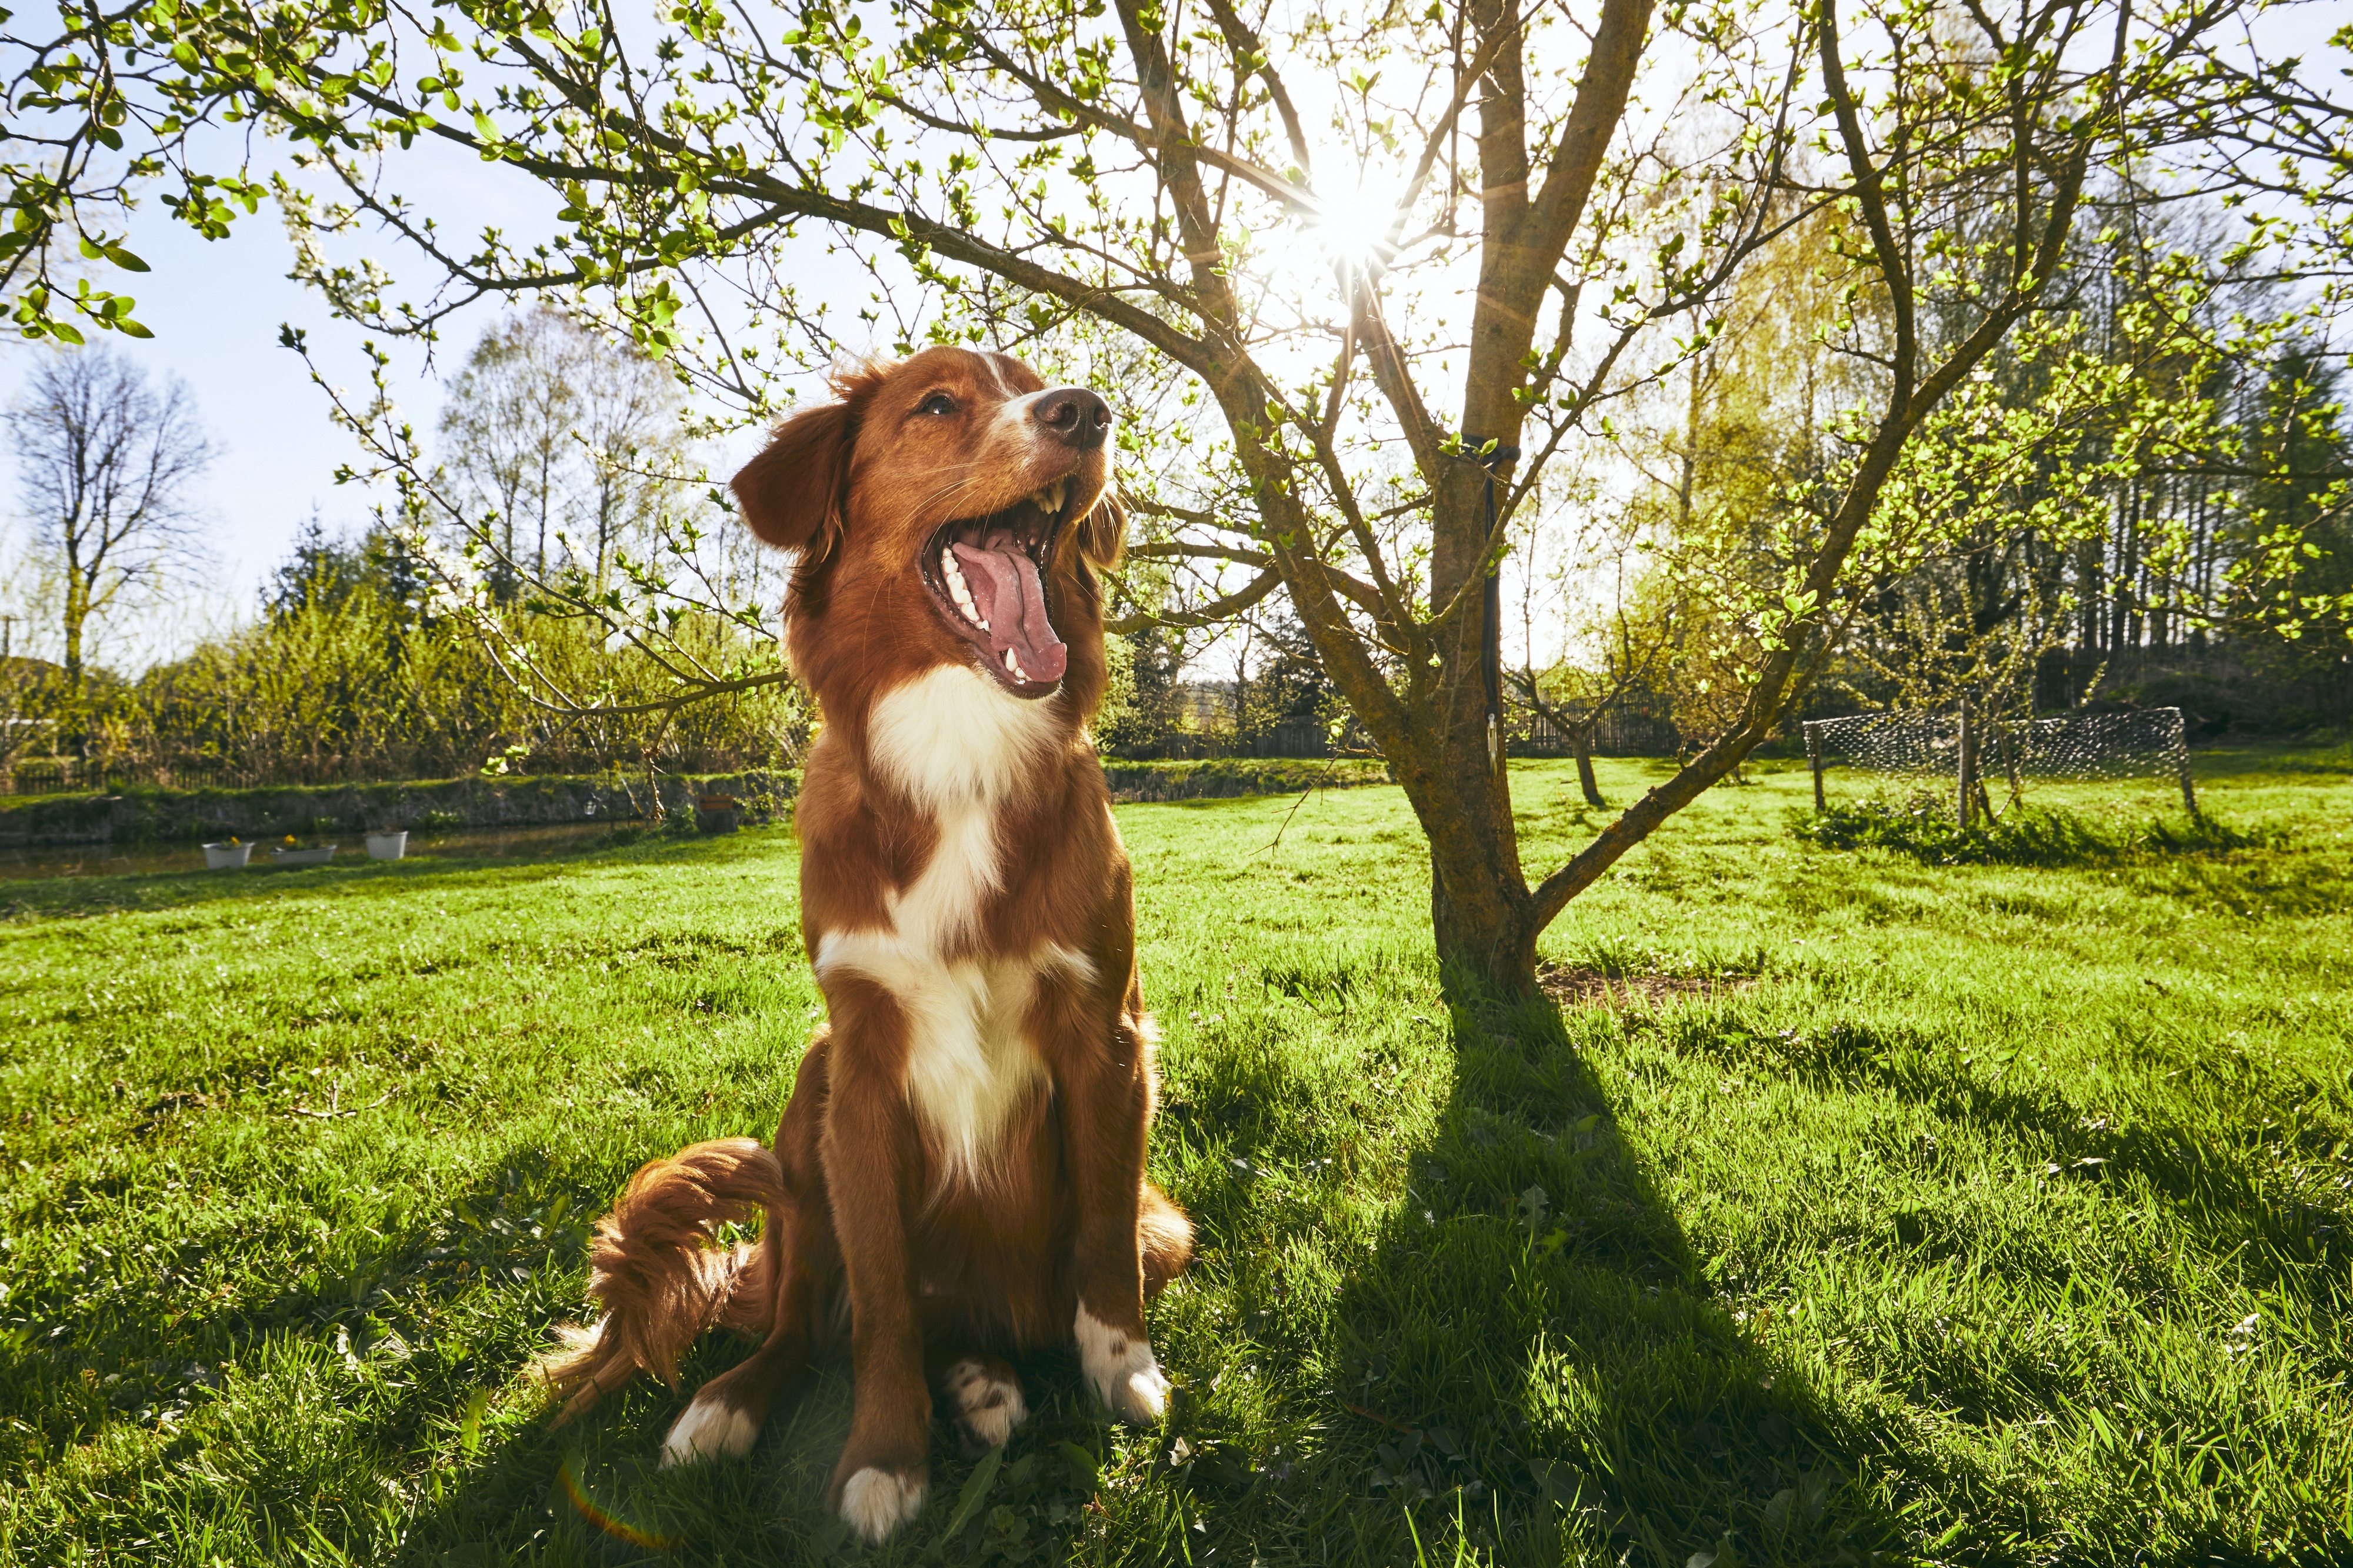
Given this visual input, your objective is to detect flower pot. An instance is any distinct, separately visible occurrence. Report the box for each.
[202,841,252,870]
[694,805,740,835]
[365,830,408,861]
[274,845,337,866]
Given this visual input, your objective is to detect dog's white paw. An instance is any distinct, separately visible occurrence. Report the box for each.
[839,1466,928,1543]
[1076,1305,1169,1425]
[943,1357,1029,1452]
[659,1392,758,1467]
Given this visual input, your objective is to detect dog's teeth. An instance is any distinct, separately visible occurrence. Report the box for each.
[941,551,980,622]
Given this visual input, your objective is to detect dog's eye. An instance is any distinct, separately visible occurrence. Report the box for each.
[916,392,959,416]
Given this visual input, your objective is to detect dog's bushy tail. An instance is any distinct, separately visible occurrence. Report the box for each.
[538,1137,790,1424]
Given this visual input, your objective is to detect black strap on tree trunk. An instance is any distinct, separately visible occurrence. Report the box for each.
[1462,438,1521,773]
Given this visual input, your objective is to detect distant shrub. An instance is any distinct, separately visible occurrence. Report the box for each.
[1791,793,2275,866]
[2262,746,2353,776]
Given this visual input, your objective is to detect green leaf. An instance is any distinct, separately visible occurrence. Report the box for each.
[944,1444,1003,1537]
[1058,1440,1098,1492]
[458,1387,488,1457]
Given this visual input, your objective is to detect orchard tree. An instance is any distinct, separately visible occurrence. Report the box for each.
[5,0,2347,988]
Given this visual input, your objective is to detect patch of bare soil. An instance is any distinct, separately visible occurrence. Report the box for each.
[129,1088,212,1136]
[1537,962,1754,1010]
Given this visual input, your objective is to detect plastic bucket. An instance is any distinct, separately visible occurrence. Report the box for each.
[202,842,253,870]
[365,831,408,861]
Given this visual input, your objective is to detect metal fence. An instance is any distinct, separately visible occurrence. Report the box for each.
[1507,705,1681,758]
[1115,704,1684,763]
[6,760,139,796]
[1801,705,2197,825]
[2,759,283,796]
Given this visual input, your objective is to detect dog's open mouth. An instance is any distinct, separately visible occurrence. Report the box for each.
[920,478,1074,692]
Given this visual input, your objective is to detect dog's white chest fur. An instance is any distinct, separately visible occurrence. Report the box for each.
[814,665,1088,1185]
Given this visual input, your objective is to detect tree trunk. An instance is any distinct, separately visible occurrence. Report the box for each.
[61,582,86,691]
[1429,856,1539,994]
[1423,472,1531,992]
[1572,726,1604,807]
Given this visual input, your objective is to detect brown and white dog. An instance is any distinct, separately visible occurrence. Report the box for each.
[541,346,1192,1544]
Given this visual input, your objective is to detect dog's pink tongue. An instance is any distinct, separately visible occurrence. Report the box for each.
[951,541,1068,683]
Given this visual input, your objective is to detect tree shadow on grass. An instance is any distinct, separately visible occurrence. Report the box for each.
[1678,1012,2353,1314]
[1256,984,1907,1567]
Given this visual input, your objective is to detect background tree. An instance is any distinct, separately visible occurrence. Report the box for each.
[1095,623,1185,756]
[1239,610,1341,743]
[1507,458,1681,809]
[439,308,685,593]
[3,349,211,700]
[2235,348,2351,634]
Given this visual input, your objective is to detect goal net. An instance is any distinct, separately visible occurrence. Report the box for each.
[1801,707,2195,816]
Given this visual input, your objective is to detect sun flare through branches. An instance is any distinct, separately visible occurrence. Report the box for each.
[1301,192,1399,277]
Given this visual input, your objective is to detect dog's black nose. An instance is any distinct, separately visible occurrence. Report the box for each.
[1034,387,1112,451]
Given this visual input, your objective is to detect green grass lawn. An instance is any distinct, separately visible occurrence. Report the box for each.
[3,749,2351,1566]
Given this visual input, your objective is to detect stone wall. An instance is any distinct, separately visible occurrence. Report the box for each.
[0,772,794,848]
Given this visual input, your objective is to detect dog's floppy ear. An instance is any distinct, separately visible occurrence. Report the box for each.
[1077,490,1126,569]
[731,400,856,559]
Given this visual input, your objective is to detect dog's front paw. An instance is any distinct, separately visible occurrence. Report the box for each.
[659,1388,760,1467]
[839,1466,928,1543]
[1076,1306,1169,1424]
